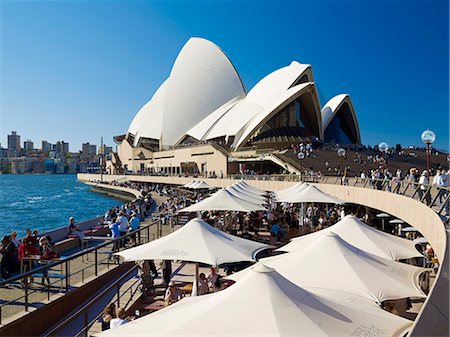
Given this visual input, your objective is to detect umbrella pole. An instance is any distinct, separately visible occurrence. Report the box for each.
[195,263,199,296]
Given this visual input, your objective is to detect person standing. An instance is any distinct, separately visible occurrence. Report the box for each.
[118,211,129,247]
[1,235,18,280]
[129,212,140,245]
[419,170,431,205]
[161,260,172,285]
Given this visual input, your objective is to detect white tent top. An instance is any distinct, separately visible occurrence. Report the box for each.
[376,213,392,218]
[229,232,427,303]
[389,219,405,224]
[274,181,308,200]
[401,226,419,232]
[115,218,270,265]
[236,181,267,195]
[178,189,267,213]
[96,264,412,337]
[183,180,198,188]
[191,181,214,190]
[413,237,428,245]
[226,186,266,205]
[277,184,345,204]
[279,215,423,261]
[232,182,267,198]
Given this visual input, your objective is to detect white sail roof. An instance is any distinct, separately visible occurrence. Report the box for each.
[276,184,344,204]
[161,38,246,147]
[229,232,427,303]
[96,264,412,337]
[115,218,269,265]
[280,215,423,261]
[178,189,267,213]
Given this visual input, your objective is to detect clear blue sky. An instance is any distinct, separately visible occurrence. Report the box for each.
[1,0,448,151]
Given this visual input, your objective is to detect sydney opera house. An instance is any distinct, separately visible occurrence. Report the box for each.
[110,38,361,175]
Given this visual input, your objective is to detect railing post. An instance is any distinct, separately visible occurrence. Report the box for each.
[147,225,150,243]
[65,260,70,292]
[117,284,120,308]
[84,310,89,337]
[95,248,98,276]
[24,276,29,312]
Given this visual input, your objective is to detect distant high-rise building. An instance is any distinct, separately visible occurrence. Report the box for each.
[7,131,21,150]
[24,139,34,152]
[41,140,52,152]
[56,141,69,156]
[82,142,97,155]
[98,144,113,155]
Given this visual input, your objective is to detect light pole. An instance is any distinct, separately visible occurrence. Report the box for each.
[337,148,346,176]
[421,129,436,174]
[378,142,389,170]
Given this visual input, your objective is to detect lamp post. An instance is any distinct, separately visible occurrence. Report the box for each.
[378,142,389,170]
[337,148,346,176]
[421,129,436,174]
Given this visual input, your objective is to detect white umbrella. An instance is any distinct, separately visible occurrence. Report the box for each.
[274,181,308,200]
[177,189,267,213]
[95,264,412,337]
[276,185,345,204]
[280,215,422,261]
[401,226,419,232]
[183,180,198,188]
[191,181,214,190]
[231,183,267,199]
[413,237,428,245]
[230,232,427,303]
[236,181,267,195]
[389,219,405,224]
[115,218,270,265]
[226,186,267,206]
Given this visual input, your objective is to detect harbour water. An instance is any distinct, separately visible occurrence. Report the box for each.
[0,174,122,237]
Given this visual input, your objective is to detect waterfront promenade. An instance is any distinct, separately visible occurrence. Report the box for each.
[77,173,449,337]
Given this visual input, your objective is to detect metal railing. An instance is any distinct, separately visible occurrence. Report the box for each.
[0,220,161,324]
[45,265,140,337]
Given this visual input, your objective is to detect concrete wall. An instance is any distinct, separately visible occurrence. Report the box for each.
[78,173,449,336]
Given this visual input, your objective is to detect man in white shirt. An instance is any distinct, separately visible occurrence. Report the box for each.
[109,308,129,329]
[117,212,129,247]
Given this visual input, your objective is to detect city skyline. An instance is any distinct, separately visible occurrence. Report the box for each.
[1,1,448,151]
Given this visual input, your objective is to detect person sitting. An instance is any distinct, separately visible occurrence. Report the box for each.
[101,303,116,331]
[207,267,221,292]
[197,272,209,295]
[68,217,85,243]
[109,307,129,329]
[164,281,182,305]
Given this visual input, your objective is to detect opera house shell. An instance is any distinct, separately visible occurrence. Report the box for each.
[121,37,360,153]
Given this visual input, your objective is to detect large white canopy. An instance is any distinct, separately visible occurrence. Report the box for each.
[280,215,423,261]
[178,189,267,213]
[96,264,412,337]
[115,218,269,265]
[229,232,426,303]
[276,184,345,204]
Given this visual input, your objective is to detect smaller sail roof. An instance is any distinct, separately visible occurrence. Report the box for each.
[115,218,270,265]
[277,184,344,204]
[280,215,423,261]
[178,189,267,213]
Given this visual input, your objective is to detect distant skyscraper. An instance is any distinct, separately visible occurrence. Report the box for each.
[24,139,34,152]
[41,140,52,152]
[98,144,112,155]
[56,141,69,155]
[7,131,20,150]
[82,142,97,155]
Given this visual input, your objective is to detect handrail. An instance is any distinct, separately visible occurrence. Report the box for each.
[0,220,159,324]
[45,265,139,337]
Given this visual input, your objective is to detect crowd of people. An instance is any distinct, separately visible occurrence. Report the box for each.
[0,227,58,281]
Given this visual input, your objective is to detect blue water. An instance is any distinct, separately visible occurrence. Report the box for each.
[0,174,123,237]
